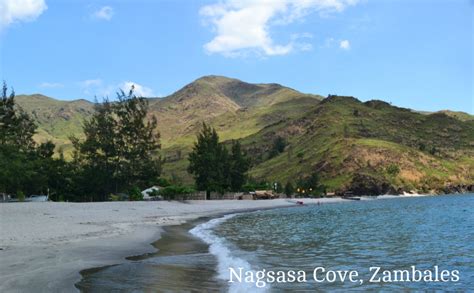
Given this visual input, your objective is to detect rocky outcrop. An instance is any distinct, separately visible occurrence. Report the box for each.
[442,184,474,194]
[343,174,395,196]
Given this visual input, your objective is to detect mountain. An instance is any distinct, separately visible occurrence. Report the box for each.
[241,96,474,194]
[15,94,94,153]
[15,76,474,194]
[149,75,322,146]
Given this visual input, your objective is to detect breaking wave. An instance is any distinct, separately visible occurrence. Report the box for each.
[189,214,268,292]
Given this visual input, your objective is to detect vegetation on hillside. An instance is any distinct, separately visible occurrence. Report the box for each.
[245,95,474,194]
[9,76,474,196]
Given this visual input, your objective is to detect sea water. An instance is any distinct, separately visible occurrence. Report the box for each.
[77,194,474,292]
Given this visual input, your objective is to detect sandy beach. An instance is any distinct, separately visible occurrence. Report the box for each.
[0,198,350,292]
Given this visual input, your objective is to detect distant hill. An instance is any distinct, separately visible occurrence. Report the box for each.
[15,94,94,153]
[434,110,474,122]
[15,76,473,194]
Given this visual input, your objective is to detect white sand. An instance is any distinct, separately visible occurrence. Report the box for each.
[0,198,344,292]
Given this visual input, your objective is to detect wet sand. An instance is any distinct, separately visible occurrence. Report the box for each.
[76,218,226,292]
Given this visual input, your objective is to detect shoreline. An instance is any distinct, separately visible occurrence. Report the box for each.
[0,194,434,292]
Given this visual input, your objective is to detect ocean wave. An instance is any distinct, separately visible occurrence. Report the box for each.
[189,214,268,293]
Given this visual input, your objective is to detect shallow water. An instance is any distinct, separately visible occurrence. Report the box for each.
[77,194,474,292]
[76,220,226,292]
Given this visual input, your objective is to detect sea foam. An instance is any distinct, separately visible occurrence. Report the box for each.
[189,214,268,292]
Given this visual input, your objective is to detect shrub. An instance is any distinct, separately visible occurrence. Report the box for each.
[242,180,270,192]
[129,187,143,201]
[17,191,25,202]
[269,136,287,158]
[109,194,121,201]
[148,189,161,198]
[159,185,195,200]
[156,178,171,187]
[284,182,294,196]
[386,164,400,176]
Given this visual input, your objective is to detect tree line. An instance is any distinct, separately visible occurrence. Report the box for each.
[0,83,252,201]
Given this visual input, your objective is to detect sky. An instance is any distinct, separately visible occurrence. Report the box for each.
[0,0,472,113]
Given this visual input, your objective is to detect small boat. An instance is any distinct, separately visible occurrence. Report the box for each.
[343,196,361,201]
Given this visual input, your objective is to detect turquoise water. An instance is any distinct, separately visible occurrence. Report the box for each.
[78,195,474,292]
[197,195,474,291]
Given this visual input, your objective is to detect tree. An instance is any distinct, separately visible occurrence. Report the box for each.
[188,126,250,195]
[269,136,287,158]
[71,98,118,200]
[295,171,325,197]
[188,123,229,198]
[72,87,161,201]
[228,140,250,191]
[284,182,294,197]
[114,89,161,188]
[0,83,68,198]
[0,82,36,151]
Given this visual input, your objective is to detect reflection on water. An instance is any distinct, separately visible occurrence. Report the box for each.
[77,195,474,292]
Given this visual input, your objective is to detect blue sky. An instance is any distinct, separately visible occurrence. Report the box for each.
[0,0,472,113]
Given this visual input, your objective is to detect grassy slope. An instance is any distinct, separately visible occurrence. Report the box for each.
[15,94,94,153]
[160,96,322,183]
[435,110,474,122]
[245,96,474,192]
[16,77,321,178]
[15,78,473,192]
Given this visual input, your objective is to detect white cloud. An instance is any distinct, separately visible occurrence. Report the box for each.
[339,39,350,50]
[120,81,154,97]
[40,82,63,88]
[92,6,114,21]
[0,0,47,30]
[200,0,358,57]
[79,79,154,98]
[80,78,112,97]
[81,79,102,87]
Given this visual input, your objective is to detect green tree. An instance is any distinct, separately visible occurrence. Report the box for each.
[295,171,325,197]
[115,89,161,188]
[71,98,118,200]
[0,82,36,151]
[72,87,161,201]
[188,123,229,198]
[0,83,78,200]
[269,136,287,158]
[284,182,294,197]
[228,140,250,191]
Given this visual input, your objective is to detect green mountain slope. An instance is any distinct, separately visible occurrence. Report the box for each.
[15,94,94,152]
[243,96,474,194]
[15,77,473,193]
[149,75,321,147]
[435,110,474,122]
[16,76,321,159]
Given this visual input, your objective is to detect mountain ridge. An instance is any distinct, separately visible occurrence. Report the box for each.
[14,76,474,193]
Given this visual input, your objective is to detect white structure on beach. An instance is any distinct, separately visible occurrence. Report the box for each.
[141,186,161,200]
